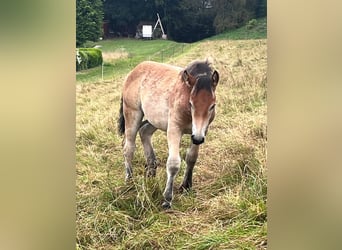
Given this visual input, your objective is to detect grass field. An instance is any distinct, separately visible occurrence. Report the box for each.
[207,18,267,41]
[76,20,267,249]
[76,39,190,84]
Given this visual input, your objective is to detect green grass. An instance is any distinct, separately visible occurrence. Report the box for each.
[76,17,266,84]
[76,21,267,249]
[208,17,267,40]
[76,39,190,84]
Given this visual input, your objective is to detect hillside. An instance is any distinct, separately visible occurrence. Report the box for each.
[208,17,267,40]
[76,18,266,85]
[76,34,267,248]
[76,39,191,84]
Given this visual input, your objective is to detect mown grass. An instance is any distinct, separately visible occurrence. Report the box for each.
[76,25,267,249]
[76,39,190,84]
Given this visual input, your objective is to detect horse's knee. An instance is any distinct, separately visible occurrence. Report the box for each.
[166,157,180,176]
[185,146,199,166]
[186,157,197,167]
[185,153,197,167]
[168,165,180,176]
[124,141,135,156]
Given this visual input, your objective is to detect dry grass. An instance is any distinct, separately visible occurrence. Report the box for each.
[102,49,130,64]
[76,39,267,249]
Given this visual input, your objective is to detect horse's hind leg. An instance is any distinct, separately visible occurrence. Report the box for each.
[123,107,143,181]
[179,143,199,192]
[139,121,157,177]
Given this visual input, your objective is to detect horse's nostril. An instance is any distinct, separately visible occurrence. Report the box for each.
[191,135,205,145]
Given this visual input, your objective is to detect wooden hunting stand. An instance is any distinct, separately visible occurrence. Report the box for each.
[153,13,167,39]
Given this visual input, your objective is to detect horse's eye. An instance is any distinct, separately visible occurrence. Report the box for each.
[209,104,216,111]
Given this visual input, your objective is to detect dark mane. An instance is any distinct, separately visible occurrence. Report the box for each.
[194,76,213,94]
[184,59,213,77]
[183,60,214,94]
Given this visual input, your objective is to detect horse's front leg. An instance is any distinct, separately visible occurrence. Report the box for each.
[179,143,199,192]
[162,128,182,209]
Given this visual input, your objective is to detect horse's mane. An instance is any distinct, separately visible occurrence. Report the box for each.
[182,59,213,78]
[181,59,215,93]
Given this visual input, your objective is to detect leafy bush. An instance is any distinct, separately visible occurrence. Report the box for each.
[82,48,103,68]
[76,48,102,71]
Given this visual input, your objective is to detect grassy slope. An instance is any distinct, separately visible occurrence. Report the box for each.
[77,19,267,249]
[76,39,190,84]
[208,17,267,40]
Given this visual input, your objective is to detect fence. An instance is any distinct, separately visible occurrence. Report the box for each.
[77,42,191,83]
[148,43,190,62]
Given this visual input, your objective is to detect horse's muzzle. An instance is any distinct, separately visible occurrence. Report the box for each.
[191,135,205,145]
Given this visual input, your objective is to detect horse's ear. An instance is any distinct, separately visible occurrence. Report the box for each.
[212,70,219,88]
[182,70,196,87]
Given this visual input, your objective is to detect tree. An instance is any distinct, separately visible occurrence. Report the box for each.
[213,0,257,33]
[103,0,157,37]
[255,0,267,18]
[76,0,103,47]
[166,0,216,42]
[100,0,266,43]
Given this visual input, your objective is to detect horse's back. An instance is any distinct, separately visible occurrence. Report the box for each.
[122,61,183,131]
[123,61,180,92]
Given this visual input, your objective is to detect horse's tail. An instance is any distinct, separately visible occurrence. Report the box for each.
[118,97,125,136]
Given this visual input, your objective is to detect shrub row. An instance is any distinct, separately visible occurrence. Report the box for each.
[76,48,103,71]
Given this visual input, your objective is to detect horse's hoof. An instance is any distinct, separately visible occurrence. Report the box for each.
[162,201,171,209]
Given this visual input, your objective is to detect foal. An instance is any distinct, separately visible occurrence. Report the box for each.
[118,60,219,209]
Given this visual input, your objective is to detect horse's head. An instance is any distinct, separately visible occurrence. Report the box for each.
[182,70,219,145]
